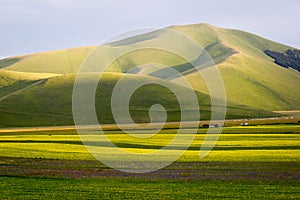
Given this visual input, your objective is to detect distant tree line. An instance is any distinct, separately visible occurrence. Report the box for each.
[264,49,300,72]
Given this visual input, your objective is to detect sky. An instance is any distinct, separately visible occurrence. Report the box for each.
[1,0,299,58]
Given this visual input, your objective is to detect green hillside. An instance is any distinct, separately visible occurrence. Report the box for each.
[0,70,59,99]
[0,46,94,73]
[2,23,298,111]
[170,24,300,110]
[217,27,300,110]
[0,23,299,127]
[0,72,277,127]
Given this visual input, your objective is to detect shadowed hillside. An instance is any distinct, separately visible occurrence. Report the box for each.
[0,72,278,127]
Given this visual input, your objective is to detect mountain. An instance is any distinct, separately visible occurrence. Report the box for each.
[0,23,299,127]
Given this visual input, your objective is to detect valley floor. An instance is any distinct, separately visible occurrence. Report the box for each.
[0,125,299,199]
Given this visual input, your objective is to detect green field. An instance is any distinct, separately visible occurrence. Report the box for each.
[1,125,300,162]
[1,177,299,199]
[1,23,299,199]
[1,125,299,199]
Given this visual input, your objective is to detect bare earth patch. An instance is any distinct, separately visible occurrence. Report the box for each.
[1,157,299,181]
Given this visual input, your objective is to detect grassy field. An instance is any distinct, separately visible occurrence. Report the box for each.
[1,125,300,162]
[1,177,299,199]
[0,125,299,199]
[1,23,299,199]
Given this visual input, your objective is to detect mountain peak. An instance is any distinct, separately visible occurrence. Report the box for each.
[168,22,216,29]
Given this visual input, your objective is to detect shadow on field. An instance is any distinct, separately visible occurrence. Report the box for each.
[1,140,300,150]
[0,157,299,181]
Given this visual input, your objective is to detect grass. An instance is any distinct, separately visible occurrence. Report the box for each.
[1,134,299,161]
[0,70,58,98]
[172,24,300,110]
[1,22,300,199]
[0,125,299,199]
[1,23,299,112]
[0,125,299,162]
[0,72,280,127]
[1,177,299,200]
[0,70,59,81]
[2,47,94,73]
[0,79,38,98]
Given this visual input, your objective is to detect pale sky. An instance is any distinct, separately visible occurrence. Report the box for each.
[1,0,299,58]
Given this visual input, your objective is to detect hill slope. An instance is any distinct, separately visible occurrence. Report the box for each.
[0,72,278,127]
[1,23,299,111]
[169,24,300,110]
[0,46,94,73]
[0,23,299,127]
